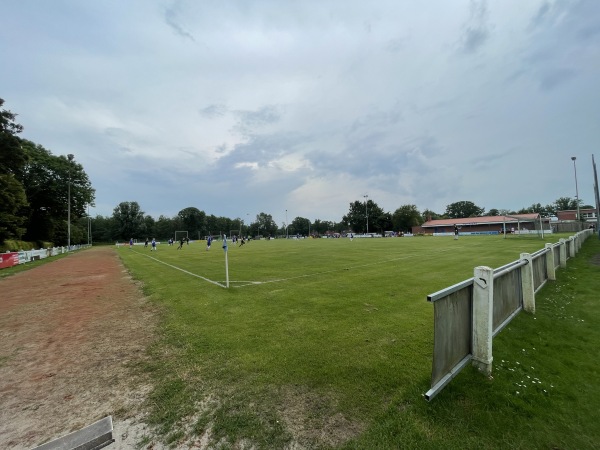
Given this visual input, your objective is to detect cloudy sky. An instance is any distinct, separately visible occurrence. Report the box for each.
[2,0,599,226]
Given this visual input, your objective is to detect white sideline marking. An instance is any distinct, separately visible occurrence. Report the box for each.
[132,247,455,289]
[231,247,456,288]
[138,252,226,288]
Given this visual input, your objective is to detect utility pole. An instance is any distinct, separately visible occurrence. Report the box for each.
[363,194,369,234]
[67,154,74,250]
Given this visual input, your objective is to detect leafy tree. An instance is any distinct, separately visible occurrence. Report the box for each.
[142,215,156,239]
[553,197,579,213]
[342,199,383,233]
[290,216,311,235]
[311,219,332,236]
[374,211,393,235]
[487,208,500,216]
[18,140,95,244]
[90,215,115,243]
[154,215,175,240]
[0,174,28,241]
[112,201,146,240]
[177,207,206,237]
[445,201,484,219]
[0,98,27,174]
[421,209,442,222]
[342,200,366,232]
[0,99,28,242]
[249,212,277,237]
[516,203,551,217]
[392,205,423,232]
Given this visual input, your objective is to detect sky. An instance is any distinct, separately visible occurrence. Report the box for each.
[2,0,599,227]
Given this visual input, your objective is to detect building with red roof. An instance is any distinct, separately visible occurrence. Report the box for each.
[411,213,549,236]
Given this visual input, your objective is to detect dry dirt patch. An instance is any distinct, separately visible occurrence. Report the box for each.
[0,247,159,449]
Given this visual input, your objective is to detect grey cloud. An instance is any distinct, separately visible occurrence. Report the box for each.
[472,148,517,170]
[349,107,403,133]
[459,0,491,54]
[539,68,576,91]
[200,104,228,118]
[530,1,551,29]
[231,105,283,136]
[164,5,195,41]
[384,38,406,53]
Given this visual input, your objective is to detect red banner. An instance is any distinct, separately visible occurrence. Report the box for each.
[0,252,20,269]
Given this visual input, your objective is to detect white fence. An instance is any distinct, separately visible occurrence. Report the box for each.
[424,229,593,401]
[1,245,90,269]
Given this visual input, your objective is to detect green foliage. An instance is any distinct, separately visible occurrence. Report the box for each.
[117,233,598,448]
[445,200,485,218]
[0,174,28,241]
[111,201,146,240]
[392,204,423,231]
[342,199,385,233]
[177,207,206,236]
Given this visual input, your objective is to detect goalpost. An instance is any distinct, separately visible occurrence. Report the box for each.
[175,231,189,242]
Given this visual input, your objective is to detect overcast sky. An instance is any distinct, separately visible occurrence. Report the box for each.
[2,0,599,226]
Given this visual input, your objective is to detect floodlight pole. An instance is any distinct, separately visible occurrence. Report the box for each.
[363,194,369,234]
[593,154,600,239]
[572,156,580,227]
[286,209,288,238]
[67,154,74,250]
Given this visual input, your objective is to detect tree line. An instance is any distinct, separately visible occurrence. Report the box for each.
[1,98,589,246]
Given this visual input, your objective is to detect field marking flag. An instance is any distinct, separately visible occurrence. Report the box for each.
[223,234,229,288]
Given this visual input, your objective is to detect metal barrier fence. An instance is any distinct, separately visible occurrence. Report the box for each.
[424,229,593,401]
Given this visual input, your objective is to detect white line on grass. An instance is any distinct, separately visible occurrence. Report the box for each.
[131,246,455,289]
[231,247,456,288]
[137,251,227,288]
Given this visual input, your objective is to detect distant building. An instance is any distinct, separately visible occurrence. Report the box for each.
[556,208,597,223]
[411,213,549,235]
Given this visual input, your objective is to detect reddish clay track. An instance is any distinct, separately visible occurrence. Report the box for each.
[0,247,157,449]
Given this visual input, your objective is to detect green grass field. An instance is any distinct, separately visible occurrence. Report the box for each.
[116,233,600,449]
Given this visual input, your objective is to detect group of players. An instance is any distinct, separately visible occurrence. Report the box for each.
[135,234,247,251]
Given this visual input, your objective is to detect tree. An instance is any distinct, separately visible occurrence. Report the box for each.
[445,201,484,219]
[421,209,442,222]
[90,215,115,243]
[291,216,311,235]
[154,215,175,240]
[177,207,206,237]
[0,174,28,241]
[249,212,277,237]
[0,99,28,242]
[487,208,500,216]
[0,98,27,175]
[18,140,95,244]
[112,201,146,240]
[553,197,579,213]
[392,205,423,232]
[342,199,383,233]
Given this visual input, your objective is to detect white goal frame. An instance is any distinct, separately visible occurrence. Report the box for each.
[175,231,189,242]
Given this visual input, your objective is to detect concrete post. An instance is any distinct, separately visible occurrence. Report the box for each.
[472,266,494,375]
[569,236,576,258]
[559,239,567,268]
[520,253,535,314]
[545,243,556,281]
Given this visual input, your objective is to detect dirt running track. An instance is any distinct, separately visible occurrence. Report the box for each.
[0,247,161,449]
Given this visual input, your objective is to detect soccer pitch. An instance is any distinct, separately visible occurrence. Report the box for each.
[116,234,572,447]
